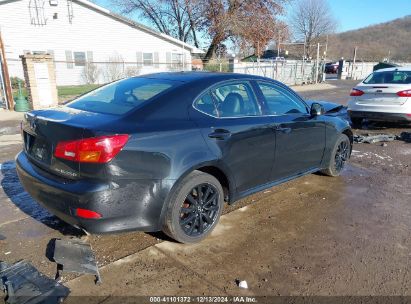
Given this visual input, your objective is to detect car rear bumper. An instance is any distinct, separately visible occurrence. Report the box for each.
[348,111,411,122]
[16,151,171,234]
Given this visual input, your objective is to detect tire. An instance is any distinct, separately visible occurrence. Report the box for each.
[350,117,363,129]
[163,170,224,244]
[321,134,351,177]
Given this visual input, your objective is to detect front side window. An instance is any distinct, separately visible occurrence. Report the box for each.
[363,70,411,84]
[257,82,307,115]
[73,52,86,66]
[143,53,153,66]
[67,78,178,115]
[211,82,260,118]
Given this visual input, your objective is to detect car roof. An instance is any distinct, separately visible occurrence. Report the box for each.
[135,71,269,83]
[374,66,411,72]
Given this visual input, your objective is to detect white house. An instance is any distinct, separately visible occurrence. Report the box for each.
[0,0,203,86]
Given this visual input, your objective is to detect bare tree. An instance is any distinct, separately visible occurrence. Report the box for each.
[111,0,201,47]
[111,0,288,61]
[81,63,100,84]
[202,0,288,60]
[289,0,336,58]
[103,53,125,82]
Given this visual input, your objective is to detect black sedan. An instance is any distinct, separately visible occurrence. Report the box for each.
[16,72,352,243]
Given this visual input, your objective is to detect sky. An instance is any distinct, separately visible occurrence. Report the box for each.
[94,0,411,33]
[328,0,411,32]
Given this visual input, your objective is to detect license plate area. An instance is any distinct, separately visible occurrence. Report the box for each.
[24,131,52,165]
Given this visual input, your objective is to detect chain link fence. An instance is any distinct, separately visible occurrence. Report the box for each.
[54,61,192,86]
[233,60,325,85]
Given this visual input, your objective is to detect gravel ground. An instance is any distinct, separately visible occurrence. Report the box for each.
[0,79,410,300]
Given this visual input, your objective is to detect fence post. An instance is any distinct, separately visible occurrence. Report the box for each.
[0,32,14,110]
[294,62,297,85]
[21,54,58,110]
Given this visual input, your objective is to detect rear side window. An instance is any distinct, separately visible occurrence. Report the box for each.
[67,78,178,115]
[257,82,307,115]
[211,82,260,118]
[364,71,411,84]
[194,93,218,117]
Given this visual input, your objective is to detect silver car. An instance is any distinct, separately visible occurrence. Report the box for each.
[347,67,411,127]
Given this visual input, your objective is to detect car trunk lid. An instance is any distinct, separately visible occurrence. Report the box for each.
[354,84,409,106]
[22,107,122,179]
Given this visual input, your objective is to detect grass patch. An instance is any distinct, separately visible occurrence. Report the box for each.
[12,84,102,101]
[58,84,101,98]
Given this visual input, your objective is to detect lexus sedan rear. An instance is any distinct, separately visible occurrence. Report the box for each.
[17,72,352,243]
[348,67,411,127]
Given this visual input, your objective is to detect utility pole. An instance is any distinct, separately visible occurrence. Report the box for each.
[0,32,13,110]
[351,46,358,79]
[315,43,320,84]
[324,35,328,63]
[277,30,281,58]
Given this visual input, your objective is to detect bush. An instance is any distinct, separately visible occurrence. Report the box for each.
[81,63,100,84]
[203,61,230,72]
[10,77,25,89]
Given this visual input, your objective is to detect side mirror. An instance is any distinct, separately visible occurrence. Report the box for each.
[310,103,324,117]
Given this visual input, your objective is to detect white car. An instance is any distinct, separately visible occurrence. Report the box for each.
[347,67,411,127]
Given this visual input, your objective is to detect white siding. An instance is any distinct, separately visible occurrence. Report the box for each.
[0,0,192,85]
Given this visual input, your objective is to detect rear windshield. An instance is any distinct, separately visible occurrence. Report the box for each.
[363,70,411,84]
[67,78,178,115]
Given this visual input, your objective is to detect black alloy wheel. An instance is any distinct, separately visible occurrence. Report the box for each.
[334,140,350,173]
[179,183,220,237]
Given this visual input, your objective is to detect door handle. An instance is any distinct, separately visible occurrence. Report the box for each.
[208,129,232,140]
[275,126,292,134]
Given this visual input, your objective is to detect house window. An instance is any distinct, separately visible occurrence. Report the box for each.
[172,53,182,64]
[143,53,153,66]
[171,53,183,69]
[74,52,86,66]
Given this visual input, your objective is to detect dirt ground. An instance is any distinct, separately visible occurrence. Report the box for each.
[1,79,411,301]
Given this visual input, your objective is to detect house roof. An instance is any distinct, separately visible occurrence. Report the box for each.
[0,0,204,54]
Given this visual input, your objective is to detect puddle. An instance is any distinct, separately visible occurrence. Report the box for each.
[1,161,55,223]
[0,161,83,237]
[0,161,81,237]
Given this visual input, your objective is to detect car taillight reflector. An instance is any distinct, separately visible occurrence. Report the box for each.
[76,208,102,219]
[350,88,364,96]
[397,90,411,97]
[55,134,129,163]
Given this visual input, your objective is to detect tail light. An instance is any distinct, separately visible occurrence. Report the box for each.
[76,208,102,219]
[350,88,364,96]
[55,134,129,163]
[397,90,411,97]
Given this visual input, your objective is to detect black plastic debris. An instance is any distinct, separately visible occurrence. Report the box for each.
[0,234,6,241]
[0,260,70,304]
[354,134,396,144]
[53,239,101,284]
[399,132,411,143]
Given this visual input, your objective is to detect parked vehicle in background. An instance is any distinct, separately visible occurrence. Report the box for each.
[325,62,339,74]
[348,67,411,127]
[16,72,352,244]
